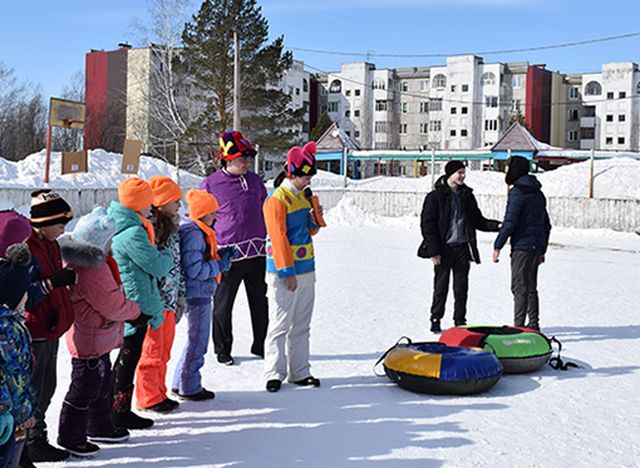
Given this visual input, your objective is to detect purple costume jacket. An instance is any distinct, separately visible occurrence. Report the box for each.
[200,169,268,260]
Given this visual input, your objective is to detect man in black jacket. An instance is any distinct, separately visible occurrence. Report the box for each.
[420,161,501,333]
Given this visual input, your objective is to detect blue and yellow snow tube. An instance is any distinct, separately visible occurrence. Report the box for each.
[381,339,503,395]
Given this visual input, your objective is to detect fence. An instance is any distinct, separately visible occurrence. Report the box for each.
[2,187,638,232]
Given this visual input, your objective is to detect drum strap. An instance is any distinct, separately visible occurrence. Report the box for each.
[373,336,412,377]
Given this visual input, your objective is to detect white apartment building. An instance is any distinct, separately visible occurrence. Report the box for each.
[580,62,640,151]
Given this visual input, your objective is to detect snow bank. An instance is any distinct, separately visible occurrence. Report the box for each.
[0,149,202,189]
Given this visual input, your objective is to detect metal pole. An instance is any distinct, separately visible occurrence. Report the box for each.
[175,140,180,185]
[233,31,241,131]
[44,125,52,184]
[254,144,259,174]
[343,147,348,187]
[430,148,435,188]
[589,148,595,198]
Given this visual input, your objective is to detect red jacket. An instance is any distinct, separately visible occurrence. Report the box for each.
[25,230,74,340]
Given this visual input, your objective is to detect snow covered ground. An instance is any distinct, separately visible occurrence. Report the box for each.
[39,201,640,467]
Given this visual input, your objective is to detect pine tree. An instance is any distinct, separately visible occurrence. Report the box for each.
[181,0,303,157]
[309,111,333,142]
[508,110,530,132]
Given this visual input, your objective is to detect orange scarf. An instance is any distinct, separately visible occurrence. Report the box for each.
[136,213,156,247]
[192,219,221,283]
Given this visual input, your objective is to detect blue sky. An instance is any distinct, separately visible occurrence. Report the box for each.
[1,0,639,99]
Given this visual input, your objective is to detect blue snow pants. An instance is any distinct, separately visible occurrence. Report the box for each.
[172,299,212,396]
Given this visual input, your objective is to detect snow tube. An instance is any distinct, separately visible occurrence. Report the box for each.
[381,339,502,395]
[439,326,552,374]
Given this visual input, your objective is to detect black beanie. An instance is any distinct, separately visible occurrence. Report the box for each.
[505,156,530,185]
[445,160,465,178]
[30,189,73,227]
[0,244,31,310]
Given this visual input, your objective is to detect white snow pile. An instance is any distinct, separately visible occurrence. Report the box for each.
[0,149,202,189]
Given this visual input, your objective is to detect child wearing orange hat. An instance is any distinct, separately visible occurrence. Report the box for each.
[171,189,234,400]
[135,176,184,414]
[107,178,173,429]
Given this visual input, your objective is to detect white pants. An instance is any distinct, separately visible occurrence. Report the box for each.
[264,272,316,382]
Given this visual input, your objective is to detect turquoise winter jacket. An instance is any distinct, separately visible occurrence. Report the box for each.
[107,202,172,337]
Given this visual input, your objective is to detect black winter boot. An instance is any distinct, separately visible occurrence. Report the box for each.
[430,319,442,334]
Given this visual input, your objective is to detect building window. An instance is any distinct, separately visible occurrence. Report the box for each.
[512,99,521,112]
[354,89,361,96]
[321,104,327,113]
[295,88,300,95]
[375,100,388,111]
[373,78,386,90]
[568,87,579,99]
[419,123,428,134]
[420,102,429,113]
[568,109,579,121]
[402,102,408,114]
[451,107,457,114]
[606,114,613,122]
[345,89,351,96]
[619,91,627,99]
[429,121,441,132]
[451,85,456,93]
[329,79,342,93]
[482,72,496,86]
[512,76,523,89]
[637,82,640,94]
[450,129,456,137]
[328,101,338,112]
[374,121,389,133]
[461,129,468,137]
[567,130,578,142]
[585,81,602,96]
[433,74,447,89]
[354,110,360,117]
[461,107,468,114]
[485,96,498,108]
[354,130,360,138]
[462,84,469,92]
[420,79,430,92]
[581,128,595,139]
[303,79,308,92]
[345,110,350,118]
[345,130,351,137]
[429,99,442,111]
[607,91,614,99]
[484,119,498,131]
[619,114,626,122]
[401,81,408,92]
[618,137,625,145]
[399,124,408,134]
[606,137,613,145]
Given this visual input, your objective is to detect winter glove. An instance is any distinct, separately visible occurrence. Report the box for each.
[148,313,165,330]
[0,411,13,445]
[126,313,151,329]
[175,295,185,324]
[217,255,232,273]
[218,246,240,261]
[47,268,76,289]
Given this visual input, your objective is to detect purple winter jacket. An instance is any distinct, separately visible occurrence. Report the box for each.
[200,169,268,260]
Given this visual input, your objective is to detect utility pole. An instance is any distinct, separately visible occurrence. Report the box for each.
[233,31,241,131]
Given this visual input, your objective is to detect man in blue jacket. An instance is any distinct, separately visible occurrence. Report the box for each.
[493,156,552,330]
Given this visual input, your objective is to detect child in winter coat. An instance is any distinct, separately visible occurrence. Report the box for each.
[172,189,233,400]
[57,207,141,458]
[262,142,324,393]
[0,212,36,468]
[108,178,172,430]
[135,176,185,413]
[493,156,552,330]
[24,190,75,464]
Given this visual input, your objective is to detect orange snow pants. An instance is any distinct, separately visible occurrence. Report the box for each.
[135,310,176,409]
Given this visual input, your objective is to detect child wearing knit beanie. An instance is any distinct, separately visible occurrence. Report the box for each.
[56,207,140,457]
[171,189,234,401]
[107,178,173,430]
[135,176,184,414]
[0,243,37,468]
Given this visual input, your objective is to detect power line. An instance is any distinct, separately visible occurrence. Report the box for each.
[289,31,640,59]
[303,63,640,109]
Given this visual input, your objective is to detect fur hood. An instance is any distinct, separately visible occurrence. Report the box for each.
[59,234,106,268]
